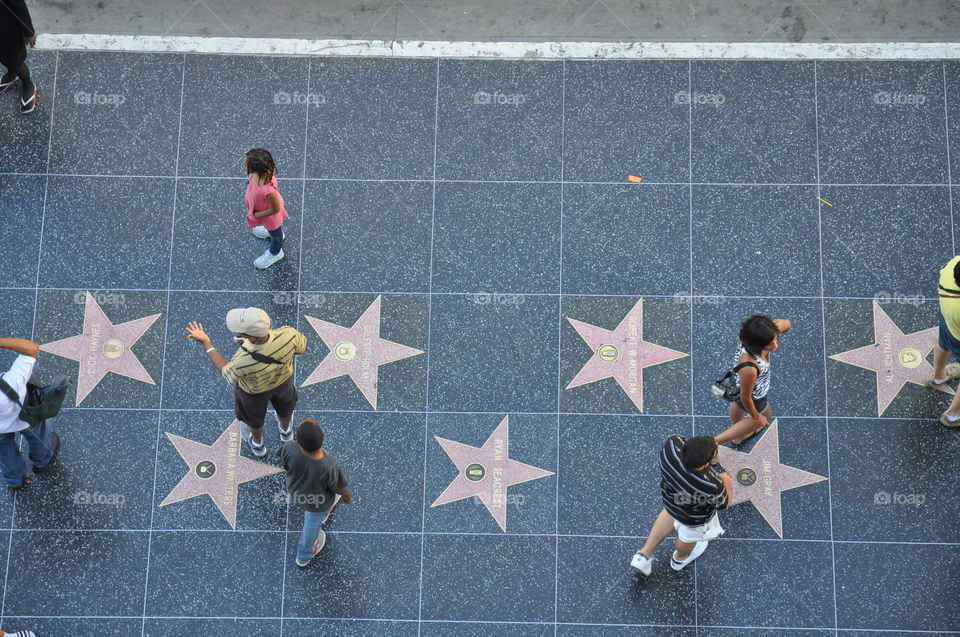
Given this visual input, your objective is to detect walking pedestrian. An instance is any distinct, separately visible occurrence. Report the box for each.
[0,0,38,113]
[244,148,288,269]
[928,255,960,426]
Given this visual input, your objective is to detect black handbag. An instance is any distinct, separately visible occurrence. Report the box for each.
[0,375,70,427]
[710,362,759,403]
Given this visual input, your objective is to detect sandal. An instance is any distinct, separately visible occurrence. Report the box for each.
[20,86,36,114]
[925,362,960,388]
[0,74,18,95]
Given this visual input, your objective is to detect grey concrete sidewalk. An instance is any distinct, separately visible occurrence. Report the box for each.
[29,0,960,43]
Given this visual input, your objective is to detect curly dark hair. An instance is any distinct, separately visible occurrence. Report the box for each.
[244,148,276,183]
[739,314,778,356]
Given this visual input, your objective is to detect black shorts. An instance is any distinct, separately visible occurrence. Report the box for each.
[234,374,298,430]
[736,393,768,415]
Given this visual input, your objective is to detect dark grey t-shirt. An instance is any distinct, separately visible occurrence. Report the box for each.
[279,441,348,513]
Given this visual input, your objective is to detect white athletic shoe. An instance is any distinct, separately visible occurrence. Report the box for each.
[252,225,270,239]
[670,541,708,571]
[295,530,326,567]
[254,248,284,269]
[630,551,653,576]
[240,425,268,458]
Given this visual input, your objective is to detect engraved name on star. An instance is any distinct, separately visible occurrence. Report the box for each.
[159,419,283,529]
[301,295,424,409]
[717,419,827,538]
[40,291,160,404]
[432,415,554,532]
[829,301,951,415]
[566,298,687,411]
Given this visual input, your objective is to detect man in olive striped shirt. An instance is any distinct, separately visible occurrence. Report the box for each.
[186,307,307,457]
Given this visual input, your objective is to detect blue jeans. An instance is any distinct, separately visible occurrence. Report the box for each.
[297,504,333,562]
[0,421,54,486]
[268,226,284,256]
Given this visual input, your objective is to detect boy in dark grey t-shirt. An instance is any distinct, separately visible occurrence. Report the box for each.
[279,419,352,567]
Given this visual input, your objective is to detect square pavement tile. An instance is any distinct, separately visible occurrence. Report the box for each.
[0,50,55,174]
[145,619,281,637]
[691,297,825,418]
[39,176,175,290]
[287,411,424,533]
[561,185,689,296]
[33,289,165,409]
[696,539,835,628]
[49,51,182,176]
[152,410,286,531]
[425,413,557,534]
[4,530,148,616]
[824,299,951,418]
[700,416,831,540]
[283,533,421,619]
[560,296,691,415]
[306,58,436,179]
[177,54,308,177]
[19,618,142,635]
[420,534,555,622]
[0,175,44,288]
[556,535,695,626]
[559,415,692,537]
[820,186,951,299]
[285,620,417,637]
[300,181,432,293]
[295,293,428,411]
[428,294,559,413]
[146,530,283,617]
[829,418,958,543]
[563,61,688,183]
[14,409,156,530]
[161,290,298,409]
[817,61,948,185]
[835,543,960,632]
[170,177,302,290]
[436,59,562,181]
[0,287,36,343]
[433,182,561,294]
[691,61,817,184]
[424,623,553,637]
[557,627,696,637]
[692,185,821,297]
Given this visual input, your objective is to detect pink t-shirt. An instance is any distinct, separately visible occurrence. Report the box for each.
[244,175,288,231]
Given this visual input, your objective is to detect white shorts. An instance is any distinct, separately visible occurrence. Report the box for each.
[674,513,725,543]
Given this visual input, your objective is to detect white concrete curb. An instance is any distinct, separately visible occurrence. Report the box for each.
[37,34,960,60]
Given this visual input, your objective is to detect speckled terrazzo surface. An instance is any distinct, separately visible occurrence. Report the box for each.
[0,52,958,636]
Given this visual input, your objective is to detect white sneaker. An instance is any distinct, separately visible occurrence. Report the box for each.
[254,248,284,269]
[240,425,267,458]
[670,541,708,571]
[295,530,326,567]
[252,225,270,239]
[278,423,294,442]
[630,551,653,576]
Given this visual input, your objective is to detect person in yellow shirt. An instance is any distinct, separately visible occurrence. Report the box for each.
[186,308,307,456]
[928,256,960,427]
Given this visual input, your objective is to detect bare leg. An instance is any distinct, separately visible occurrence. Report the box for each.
[638,509,676,558]
[673,538,698,560]
[716,403,772,445]
[247,425,264,444]
[932,344,951,380]
[944,388,960,418]
[278,415,292,432]
[728,401,743,426]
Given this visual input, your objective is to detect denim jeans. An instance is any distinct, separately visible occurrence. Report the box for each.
[268,226,284,256]
[297,502,334,563]
[0,421,54,486]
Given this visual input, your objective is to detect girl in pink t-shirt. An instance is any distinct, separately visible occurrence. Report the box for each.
[243,148,289,269]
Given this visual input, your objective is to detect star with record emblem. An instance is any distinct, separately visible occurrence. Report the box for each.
[301,295,424,408]
[40,291,160,404]
[159,419,283,529]
[566,298,687,411]
[432,416,554,532]
[717,419,827,538]
[829,301,951,415]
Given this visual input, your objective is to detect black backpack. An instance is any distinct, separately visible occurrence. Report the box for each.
[0,375,71,427]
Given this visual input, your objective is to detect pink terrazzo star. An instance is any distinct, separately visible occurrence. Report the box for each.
[566,298,687,411]
[717,419,827,538]
[159,419,283,529]
[301,295,424,409]
[829,301,950,415]
[432,415,554,532]
[40,291,160,404]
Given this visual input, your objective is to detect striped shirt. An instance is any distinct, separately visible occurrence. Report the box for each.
[222,326,307,395]
[733,346,771,399]
[660,435,728,526]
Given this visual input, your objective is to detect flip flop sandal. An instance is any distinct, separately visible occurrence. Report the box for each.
[20,86,36,114]
[0,75,19,95]
[925,362,960,387]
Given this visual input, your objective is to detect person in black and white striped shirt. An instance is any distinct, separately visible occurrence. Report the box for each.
[631,435,733,575]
